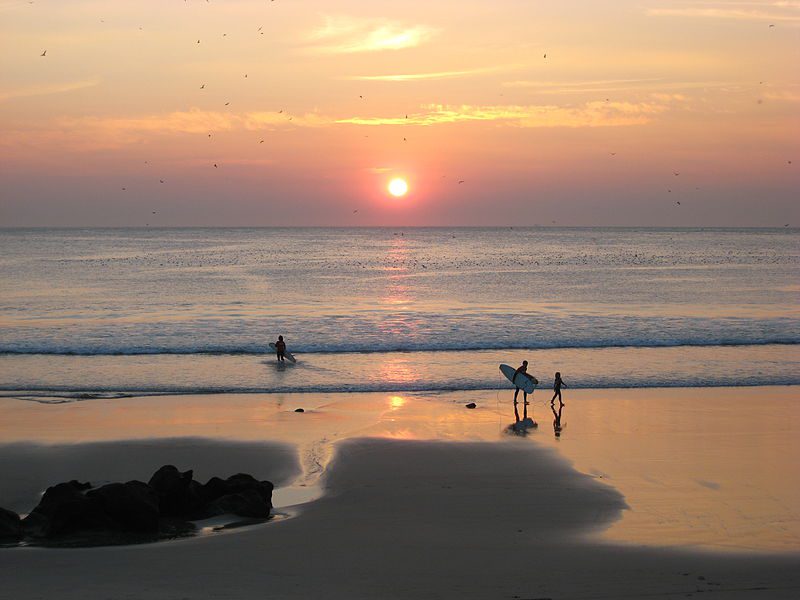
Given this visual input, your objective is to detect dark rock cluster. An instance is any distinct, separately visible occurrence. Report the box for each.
[0,466,273,545]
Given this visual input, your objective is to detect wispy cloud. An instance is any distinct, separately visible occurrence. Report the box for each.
[346,67,503,82]
[59,108,328,138]
[337,101,672,128]
[0,79,100,102]
[647,1,800,23]
[503,78,664,95]
[305,15,438,53]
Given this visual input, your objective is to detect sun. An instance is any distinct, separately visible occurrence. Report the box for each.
[388,178,409,197]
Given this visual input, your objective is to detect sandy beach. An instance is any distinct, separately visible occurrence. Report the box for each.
[2,386,799,598]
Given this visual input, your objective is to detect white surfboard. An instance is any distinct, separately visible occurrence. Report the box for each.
[499,364,537,394]
[268,342,296,363]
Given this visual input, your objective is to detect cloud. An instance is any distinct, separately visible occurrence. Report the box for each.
[305,15,437,53]
[503,78,664,95]
[59,108,329,138]
[346,67,504,82]
[0,79,100,102]
[337,101,672,128]
[647,2,800,23]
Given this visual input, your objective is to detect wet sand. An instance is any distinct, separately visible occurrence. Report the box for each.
[1,387,799,598]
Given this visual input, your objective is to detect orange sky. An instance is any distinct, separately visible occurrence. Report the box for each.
[1,0,798,226]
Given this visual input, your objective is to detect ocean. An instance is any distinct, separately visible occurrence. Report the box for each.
[1,227,798,399]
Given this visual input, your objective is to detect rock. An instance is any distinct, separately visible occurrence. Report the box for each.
[294,408,304,412]
[148,465,198,516]
[21,511,47,537]
[194,473,273,519]
[46,496,114,537]
[87,481,160,532]
[205,489,270,519]
[465,402,477,409]
[29,480,91,519]
[0,507,22,541]
[26,480,111,536]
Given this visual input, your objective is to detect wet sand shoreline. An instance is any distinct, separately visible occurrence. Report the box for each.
[1,386,799,598]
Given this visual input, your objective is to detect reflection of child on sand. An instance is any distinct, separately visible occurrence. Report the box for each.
[551,401,565,438]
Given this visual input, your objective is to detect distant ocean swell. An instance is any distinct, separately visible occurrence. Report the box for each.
[1,315,798,356]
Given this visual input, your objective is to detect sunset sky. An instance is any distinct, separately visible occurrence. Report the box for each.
[1,0,798,226]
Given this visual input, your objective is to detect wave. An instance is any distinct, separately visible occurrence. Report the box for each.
[2,375,798,401]
[1,338,798,356]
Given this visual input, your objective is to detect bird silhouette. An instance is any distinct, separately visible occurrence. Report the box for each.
[200,84,205,89]
[40,50,46,57]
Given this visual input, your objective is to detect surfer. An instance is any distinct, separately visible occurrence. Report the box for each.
[513,360,533,405]
[551,372,566,405]
[274,335,286,362]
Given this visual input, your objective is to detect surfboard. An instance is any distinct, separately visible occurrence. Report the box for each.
[268,342,296,363]
[499,364,537,394]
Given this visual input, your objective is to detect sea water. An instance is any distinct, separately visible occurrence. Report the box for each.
[1,227,797,399]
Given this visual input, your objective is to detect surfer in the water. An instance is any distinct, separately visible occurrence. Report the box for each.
[275,335,286,362]
[513,360,533,405]
[551,371,566,405]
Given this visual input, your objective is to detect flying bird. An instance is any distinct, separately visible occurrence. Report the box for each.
[214,163,218,168]
[673,172,680,176]
[458,180,465,184]
[40,50,46,56]
[676,201,681,205]
[200,84,205,89]
[159,180,164,184]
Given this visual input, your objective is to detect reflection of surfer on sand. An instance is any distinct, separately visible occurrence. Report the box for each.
[508,391,537,436]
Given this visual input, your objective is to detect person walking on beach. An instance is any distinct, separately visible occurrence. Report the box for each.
[513,360,533,405]
[551,371,566,405]
[275,335,287,363]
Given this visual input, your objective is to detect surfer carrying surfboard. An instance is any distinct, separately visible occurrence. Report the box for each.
[513,361,534,405]
[274,335,287,362]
